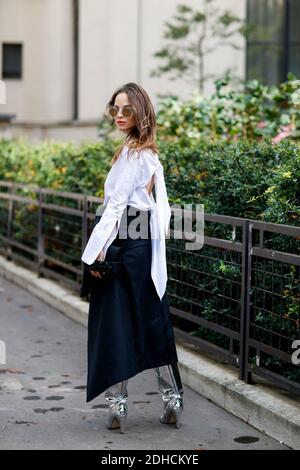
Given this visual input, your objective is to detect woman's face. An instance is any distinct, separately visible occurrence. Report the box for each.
[113,92,136,133]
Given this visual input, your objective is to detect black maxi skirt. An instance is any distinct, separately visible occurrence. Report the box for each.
[85,204,179,403]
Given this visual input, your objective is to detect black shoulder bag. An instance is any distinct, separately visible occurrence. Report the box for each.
[79,204,122,297]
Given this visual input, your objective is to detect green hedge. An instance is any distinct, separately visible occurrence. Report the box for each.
[97,75,300,143]
[0,137,299,227]
[0,137,118,199]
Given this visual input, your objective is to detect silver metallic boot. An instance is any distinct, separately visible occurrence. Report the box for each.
[155,363,184,429]
[104,379,128,434]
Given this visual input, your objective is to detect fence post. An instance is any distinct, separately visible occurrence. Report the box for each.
[37,188,44,276]
[239,219,252,383]
[79,195,88,291]
[6,183,15,260]
[82,195,88,251]
[82,194,88,257]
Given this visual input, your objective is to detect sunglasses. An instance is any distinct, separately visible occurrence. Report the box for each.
[108,105,134,118]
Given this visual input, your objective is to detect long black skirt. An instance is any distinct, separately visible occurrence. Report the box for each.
[86,205,179,402]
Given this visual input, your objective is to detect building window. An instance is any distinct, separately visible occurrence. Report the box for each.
[2,43,22,79]
[246,0,300,85]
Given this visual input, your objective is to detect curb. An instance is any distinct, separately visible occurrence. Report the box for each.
[0,256,299,449]
[177,343,299,449]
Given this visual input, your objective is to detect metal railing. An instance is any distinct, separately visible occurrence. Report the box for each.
[0,180,299,395]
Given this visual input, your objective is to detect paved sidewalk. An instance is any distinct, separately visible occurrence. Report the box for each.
[0,275,288,450]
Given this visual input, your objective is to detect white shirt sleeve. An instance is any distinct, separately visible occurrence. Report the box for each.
[81,150,142,265]
[155,162,172,240]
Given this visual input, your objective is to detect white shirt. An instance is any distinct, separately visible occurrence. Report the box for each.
[81,144,171,301]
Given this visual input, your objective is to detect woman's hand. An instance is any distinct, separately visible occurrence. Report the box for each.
[96,250,106,262]
[90,250,105,278]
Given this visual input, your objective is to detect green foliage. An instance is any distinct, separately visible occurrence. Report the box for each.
[155,74,300,144]
[1,136,299,229]
[0,137,118,198]
[151,0,246,91]
[156,138,300,227]
[96,75,300,147]
[260,149,300,226]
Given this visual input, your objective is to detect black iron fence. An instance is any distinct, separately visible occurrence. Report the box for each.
[0,181,299,395]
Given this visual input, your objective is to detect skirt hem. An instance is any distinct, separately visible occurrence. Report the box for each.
[86,356,179,403]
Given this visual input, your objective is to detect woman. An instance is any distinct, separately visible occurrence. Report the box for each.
[81,82,184,434]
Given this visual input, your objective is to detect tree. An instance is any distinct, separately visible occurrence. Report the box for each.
[151,1,250,94]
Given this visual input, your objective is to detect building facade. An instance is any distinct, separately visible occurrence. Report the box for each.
[0,0,299,141]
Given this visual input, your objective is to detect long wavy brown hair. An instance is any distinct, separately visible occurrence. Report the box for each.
[107,82,158,165]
